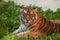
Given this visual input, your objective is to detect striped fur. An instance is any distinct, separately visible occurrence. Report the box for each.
[16,7,60,38]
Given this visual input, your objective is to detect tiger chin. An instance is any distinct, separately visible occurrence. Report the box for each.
[14,6,60,38]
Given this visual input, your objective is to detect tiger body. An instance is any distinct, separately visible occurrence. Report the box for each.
[14,7,60,38]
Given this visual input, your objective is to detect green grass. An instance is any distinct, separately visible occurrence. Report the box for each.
[0,1,20,38]
[1,33,60,40]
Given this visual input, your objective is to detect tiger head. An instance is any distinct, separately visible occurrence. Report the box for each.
[20,7,42,27]
[20,7,36,26]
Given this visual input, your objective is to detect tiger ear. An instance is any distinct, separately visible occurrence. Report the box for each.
[20,6,24,12]
[35,8,37,10]
[33,7,37,11]
[20,5,25,12]
[20,8,23,12]
[33,6,38,10]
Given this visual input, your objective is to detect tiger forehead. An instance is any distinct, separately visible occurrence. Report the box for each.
[20,7,34,11]
[20,8,28,13]
[21,8,34,14]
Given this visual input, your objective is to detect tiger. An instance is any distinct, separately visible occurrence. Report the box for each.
[13,6,60,38]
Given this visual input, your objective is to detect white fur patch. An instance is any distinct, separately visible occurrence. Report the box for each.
[24,10,27,13]
[20,9,23,12]
[13,23,28,34]
[17,31,30,35]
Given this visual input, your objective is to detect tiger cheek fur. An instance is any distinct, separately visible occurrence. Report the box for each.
[17,7,60,38]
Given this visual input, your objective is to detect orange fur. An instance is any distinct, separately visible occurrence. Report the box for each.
[17,7,60,38]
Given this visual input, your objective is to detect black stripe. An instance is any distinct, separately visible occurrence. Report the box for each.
[42,20,52,33]
[54,23,60,32]
[42,23,48,32]
[58,23,60,32]
[47,21,54,34]
[47,27,51,35]
[42,21,53,34]
[56,23,59,32]
[58,23,60,27]
[38,17,46,30]
[49,21,54,33]
[53,23,57,33]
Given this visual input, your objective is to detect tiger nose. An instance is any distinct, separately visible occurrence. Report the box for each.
[26,15,32,20]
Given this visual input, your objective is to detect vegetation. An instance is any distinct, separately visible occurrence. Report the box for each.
[0,1,20,38]
[1,33,60,40]
[37,7,60,20]
[0,1,60,40]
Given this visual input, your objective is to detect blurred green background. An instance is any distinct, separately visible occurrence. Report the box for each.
[0,1,20,38]
[0,0,60,40]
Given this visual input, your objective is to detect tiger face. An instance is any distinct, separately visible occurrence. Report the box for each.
[20,7,37,27]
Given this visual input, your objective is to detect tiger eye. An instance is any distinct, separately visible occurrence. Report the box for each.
[24,10,27,13]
